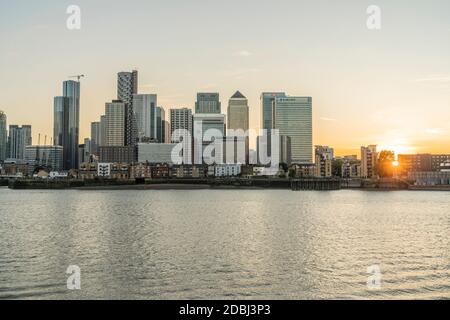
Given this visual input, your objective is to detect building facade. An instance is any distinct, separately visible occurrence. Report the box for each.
[118,70,138,146]
[193,113,226,164]
[227,91,249,133]
[261,92,285,132]
[361,145,378,178]
[105,101,126,146]
[133,94,157,142]
[7,125,32,160]
[314,145,333,178]
[273,96,313,164]
[170,108,193,143]
[90,122,100,155]
[99,146,136,163]
[195,93,221,114]
[25,145,64,172]
[0,111,6,162]
[137,143,177,164]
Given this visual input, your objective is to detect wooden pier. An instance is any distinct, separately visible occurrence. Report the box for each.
[291,178,341,191]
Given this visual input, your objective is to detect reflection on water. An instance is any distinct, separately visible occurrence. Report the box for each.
[0,188,449,299]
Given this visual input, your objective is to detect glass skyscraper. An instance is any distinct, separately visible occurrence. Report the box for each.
[53,80,80,170]
[132,94,157,142]
[273,96,313,164]
[260,92,286,132]
[0,110,7,162]
[8,125,32,159]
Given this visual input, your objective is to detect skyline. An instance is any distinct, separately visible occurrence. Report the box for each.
[1,0,450,156]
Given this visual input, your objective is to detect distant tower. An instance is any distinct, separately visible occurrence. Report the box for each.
[105,100,126,147]
[227,91,249,132]
[0,110,7,162]
[195,93,221,114]
[170,108,192,143]
[8,125,32,159]
[118,70,138,146]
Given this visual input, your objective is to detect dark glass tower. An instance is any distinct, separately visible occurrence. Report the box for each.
[118,70,138,146]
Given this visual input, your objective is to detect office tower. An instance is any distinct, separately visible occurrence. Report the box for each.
[195,93,221,114]
[99,115,107,146]
[105,101,126,147]
[257,135,291,166]
[156,107,165,143]
[273,96,313,164]
[193,114,226,164]
[227,91,249,132]
[25,145,64,172]
[53,96,70,169]
[79,138,91,166]
[8,125,32,159]
[163,120,171,143]
[90,122,100,155]
[133,94,157,141]
[63,80,81,170]
[361,145,378,178]
[170,108,193,143]
[314,145,334,178]
[118,70,138,146]
[261,92,286,132]
[0,111,7,162]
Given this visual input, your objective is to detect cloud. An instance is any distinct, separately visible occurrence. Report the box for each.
[233,50,252,57]
[320,117,338,122]
[413,75,450,83]
[424,128,444,135]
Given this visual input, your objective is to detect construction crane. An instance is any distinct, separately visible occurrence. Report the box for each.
[69,74,85,82]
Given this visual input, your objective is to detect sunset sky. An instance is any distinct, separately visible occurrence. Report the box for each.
[0,0,449,156]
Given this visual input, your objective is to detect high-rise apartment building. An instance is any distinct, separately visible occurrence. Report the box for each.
[314,145,334,177]
[53,80,80,170]
[105,101,126,147]
[0,111,7,162]
[227,91,249,132]
[170,108,193,143]
[361,145,378,178]
[118,70,138,146]
[273,96,313,164]
[195,93,221,114]
[8,125,32,159]
[132,94,157,142]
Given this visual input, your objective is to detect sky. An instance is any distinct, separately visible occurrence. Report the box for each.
[0,0,449,156]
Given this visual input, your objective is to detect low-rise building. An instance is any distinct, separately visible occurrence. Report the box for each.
[99,146,136,164]
[171,165,207,178]
[130,163,152,179]
[314,145,333,178]
[150,164,170,179]
[137,143,177,164]
[214,164,242,177]
[408,171,450,186]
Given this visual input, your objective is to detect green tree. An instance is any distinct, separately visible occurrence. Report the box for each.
[332,159,343,177]
[377,150,395,178]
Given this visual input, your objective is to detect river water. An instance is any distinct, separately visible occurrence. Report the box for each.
[0,188,449,299]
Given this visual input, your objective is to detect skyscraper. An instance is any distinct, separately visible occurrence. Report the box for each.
[132,94,157,141]
[227,91,249,132]
[0,111,7,162]
[156,107,165,143]
[53,96,70,169]
[118,70,138,146]
[90,122,100,155]
[261,92,286,132]
[99,115,107,147]
[105,100,126,147]
[8,125,32,159]
[193,113,226,164]
[63,80,81,170]
[273,96,313,164]
[170,108,193,143]
[195,93,221,114]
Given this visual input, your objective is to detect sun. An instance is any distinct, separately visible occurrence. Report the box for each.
[392,161,399,167]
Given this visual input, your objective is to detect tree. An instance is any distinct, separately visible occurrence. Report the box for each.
[377,150,395,178]
[332,159,343,177]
